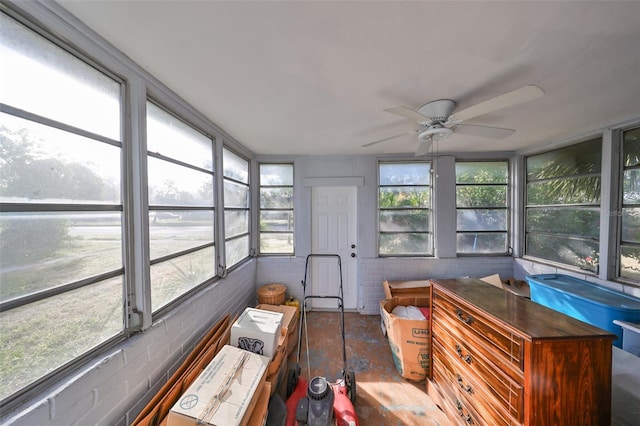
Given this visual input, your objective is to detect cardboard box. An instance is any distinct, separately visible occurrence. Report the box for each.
[255,303,299,356]
[265,331,288,396]
[481,274,530,298]
[231,308,284,358]
[380,296,431,381]
[168,345,269,426]
[247,382,271,426]
[383,280,430,300]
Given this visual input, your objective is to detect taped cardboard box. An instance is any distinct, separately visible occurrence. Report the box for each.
[168,345,269,426]
[380,296,431,381]
[383,280,430,300]
[255,303,299,356]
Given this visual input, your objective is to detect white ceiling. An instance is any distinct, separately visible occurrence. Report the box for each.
[57,1,640,157]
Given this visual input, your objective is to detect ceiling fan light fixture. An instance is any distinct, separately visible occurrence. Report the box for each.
[418,126,453,142]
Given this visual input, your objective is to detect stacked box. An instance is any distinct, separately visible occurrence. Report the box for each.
[231,308,283,358]
[168,345,268,426]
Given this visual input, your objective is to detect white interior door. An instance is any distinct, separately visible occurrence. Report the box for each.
[310,186,358,310]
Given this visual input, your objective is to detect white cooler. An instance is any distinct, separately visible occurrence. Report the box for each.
[231,307,283,358]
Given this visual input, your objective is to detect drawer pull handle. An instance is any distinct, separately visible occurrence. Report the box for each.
[456,400,474,425]
[456,308,474,325]
[457,374,473,394]
[455,344,473,364]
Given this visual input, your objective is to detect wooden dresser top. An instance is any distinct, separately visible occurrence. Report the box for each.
[430,278,617,342]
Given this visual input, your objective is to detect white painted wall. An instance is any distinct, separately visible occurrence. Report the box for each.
[2,261,257,426]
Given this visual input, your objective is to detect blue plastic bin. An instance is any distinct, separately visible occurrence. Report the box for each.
[525,274,640,348]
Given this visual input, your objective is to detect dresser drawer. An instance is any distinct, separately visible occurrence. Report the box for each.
[432,360,484,426]
[433,320,524,421]
[433,336,523,425]
[434,290,524,371]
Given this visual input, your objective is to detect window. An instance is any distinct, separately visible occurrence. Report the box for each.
[456,161,509,254]
[378,161,432,256]
[0,12,123,402]
[223,148,250,268]
[146,102,216,311]
[619,127,640,281]
[259,163,294,255]
[525,139,602,271]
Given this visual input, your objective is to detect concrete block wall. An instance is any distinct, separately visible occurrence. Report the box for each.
[358,257,515,314]
[3,260,257,426]
[257,256,515,315]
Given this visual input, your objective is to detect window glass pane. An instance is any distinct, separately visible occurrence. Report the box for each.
[622,208,640,243]
[526,234,599,271]
[456,186,507,208]
[623,169,640,203]
[1,113,121,204]
[150,246,215,311]
[259,233,293,254]
[226,235,249,267]
[146,102,213,171]
[620,245,640,280]
[260,188,293,209]
[260,211,294,232]
[1,212,122,300]
[224,210,249,238]
[148,157,213,206]
[622,128,640,167]
[260,164,293,186]
[380,163,430,185]
[223,149,248,183]
[379,187,430,208]
[0,276,122,401]
[526,139,601,181]
[0,14,120,140]
[224,180,250,208]
[149,210,214,260]
[527,207,600,239]
[527,177,601,205]
[379,210,429,232]
[457,233,507,254]
[457,209,506,231]
[455,162,507,184]
[379,233,432,256]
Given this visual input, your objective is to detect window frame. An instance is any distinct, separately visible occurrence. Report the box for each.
[258,162,294,256]
[0,9,128,408]
[455,160,510,256]
[617,126,640,283]
[145,99,218,313]
[222,147,251,270]
[523,138,603,272]
[377,159,433,257]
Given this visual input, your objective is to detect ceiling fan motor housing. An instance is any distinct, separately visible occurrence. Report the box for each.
[418,125,454,142]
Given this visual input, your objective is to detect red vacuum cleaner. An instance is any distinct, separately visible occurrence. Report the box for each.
[285,254,358,426]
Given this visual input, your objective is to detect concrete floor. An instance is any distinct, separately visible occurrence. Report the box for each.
[287,311,451,426]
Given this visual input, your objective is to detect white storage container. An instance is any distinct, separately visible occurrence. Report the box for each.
[231,307,283,358]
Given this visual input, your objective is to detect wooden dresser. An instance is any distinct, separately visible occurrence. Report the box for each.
[427,279,615,426]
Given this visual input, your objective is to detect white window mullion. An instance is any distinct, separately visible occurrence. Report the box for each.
[124,79,152,331]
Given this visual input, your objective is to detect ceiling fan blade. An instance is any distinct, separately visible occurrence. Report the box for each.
[362,130,419,148]
[451,85,544,123]
[415,139,433,157]
[384,106,430,122]
[453,123,515,139]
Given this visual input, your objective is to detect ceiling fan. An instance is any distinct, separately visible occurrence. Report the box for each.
[364,85,544,156]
